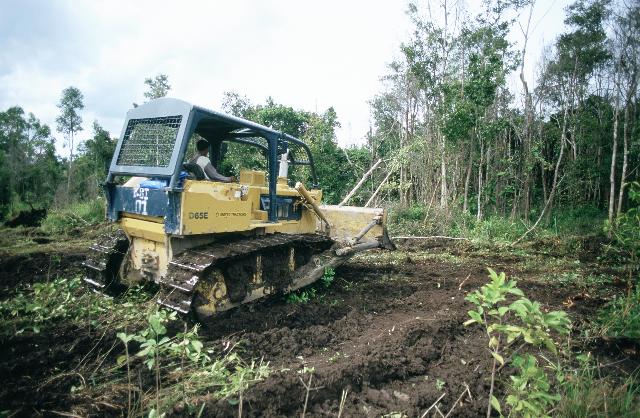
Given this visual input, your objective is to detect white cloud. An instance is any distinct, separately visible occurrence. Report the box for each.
[0,0,569,157]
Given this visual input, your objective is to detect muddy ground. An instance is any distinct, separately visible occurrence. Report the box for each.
[0,230,637,417]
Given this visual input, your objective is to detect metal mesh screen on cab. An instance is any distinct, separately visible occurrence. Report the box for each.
[116,116,182,167]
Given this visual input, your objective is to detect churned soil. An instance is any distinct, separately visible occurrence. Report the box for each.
[0,231,636,417]
[199,241,630,418]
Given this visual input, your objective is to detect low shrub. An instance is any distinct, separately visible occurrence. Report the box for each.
[40,198,105,234]
[464,269,571,417]
[0,276,148,334]
[116,309,271,416]
[597,285,640,341]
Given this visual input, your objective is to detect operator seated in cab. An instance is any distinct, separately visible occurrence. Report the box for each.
[189,139,236,183]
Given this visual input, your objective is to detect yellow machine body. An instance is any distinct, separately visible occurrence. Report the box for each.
[119,170,387,290]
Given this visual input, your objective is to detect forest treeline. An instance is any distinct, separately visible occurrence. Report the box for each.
[364,0,639,234]
[1,0,638,239]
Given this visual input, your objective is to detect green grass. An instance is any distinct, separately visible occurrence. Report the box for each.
[597,285,640,341]
[387,204,606,244]
[464,216,529,243]
[557,358,640,418]
[40,198,106,234]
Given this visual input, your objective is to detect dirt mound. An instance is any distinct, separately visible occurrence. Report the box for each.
[0,250,87,291]
[4,208,47,228]
[0,324,122,417]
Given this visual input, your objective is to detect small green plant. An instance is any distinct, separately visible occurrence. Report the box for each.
[464,269,571,417]
[287,268,336,304]
[287,288,317,304]
[116,309,270,415]
[435,378,446,391]
[506,354,558,416]
[321,267,335,288]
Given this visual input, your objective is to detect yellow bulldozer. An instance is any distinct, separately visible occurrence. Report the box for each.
[84,98,394,319]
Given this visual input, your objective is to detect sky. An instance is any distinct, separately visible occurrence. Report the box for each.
[0,0,570,156]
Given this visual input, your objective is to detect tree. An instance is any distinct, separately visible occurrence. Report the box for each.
[220,93,362,203]
[73,121,116,199]
[56,86,84,192]
[144,74,171,100]
[613,2,640,219]
[0,106,62,218]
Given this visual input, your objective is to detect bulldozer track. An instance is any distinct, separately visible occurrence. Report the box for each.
[157,233,333,314]
[82,230,129,292]
[83,231,334,315]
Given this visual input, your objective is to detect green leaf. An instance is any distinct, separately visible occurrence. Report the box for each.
[490,395,502,414]
[491,351,505,365]
[543,338,557,354]
[489,336,499,349]
[506,394,519,407]
[468,310,482,322]
[191,340,203,353]
[145,358,155,370]
[117,355,128,366]
[508,288,524,296]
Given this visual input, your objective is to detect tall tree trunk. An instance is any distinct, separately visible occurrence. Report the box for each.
[596,145,602,204]
[440,132,448,209]
[476,139,484,222]
[463,152,473,213]
[541,164,548,206]
[544,104,570,225]
[608,94,620,234]
[519,2,534,223]
[67,131,74,193]
[616,102,630,218]
[513,103,569,244]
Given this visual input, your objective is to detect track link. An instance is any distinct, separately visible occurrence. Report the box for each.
[82,230,129,292]
[157,233,332,315]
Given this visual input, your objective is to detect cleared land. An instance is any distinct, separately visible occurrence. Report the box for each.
[0,228,637,417]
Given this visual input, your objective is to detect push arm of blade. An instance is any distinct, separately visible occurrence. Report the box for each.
[295,182,331,231]
[335,241,380,256]
[353,216,381,244]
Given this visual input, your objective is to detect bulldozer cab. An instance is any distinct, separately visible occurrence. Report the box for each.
[105,98,319,230]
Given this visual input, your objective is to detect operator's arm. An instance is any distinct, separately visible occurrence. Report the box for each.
[204,163,233,183]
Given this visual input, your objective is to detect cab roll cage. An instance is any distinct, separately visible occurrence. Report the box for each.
[106,98,319,224]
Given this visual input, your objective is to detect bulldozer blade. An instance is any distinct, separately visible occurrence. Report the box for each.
[318,205,394,249]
